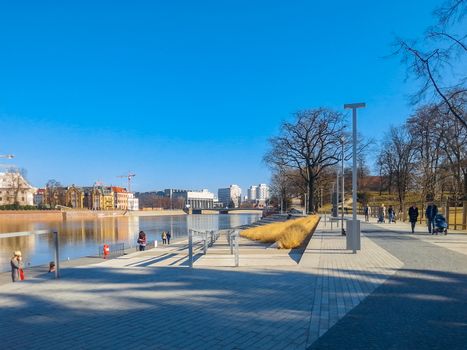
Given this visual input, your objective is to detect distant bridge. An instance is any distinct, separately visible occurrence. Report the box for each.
[191,208,264,215]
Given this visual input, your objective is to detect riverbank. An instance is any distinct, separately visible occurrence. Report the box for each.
[0,209,187,221]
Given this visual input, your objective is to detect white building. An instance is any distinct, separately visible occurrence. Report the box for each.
[164,188,215,209]
[0,172,36,206]
[186,189,215,209]
[247,185,257,201]
[256,183,270,201]
[127,193,139,211]
[218,185,242,208]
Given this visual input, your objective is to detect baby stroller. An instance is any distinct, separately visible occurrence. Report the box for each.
[434,214,448,235]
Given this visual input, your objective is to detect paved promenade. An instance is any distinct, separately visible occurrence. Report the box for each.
[309,220,467,350]
[1,218,466,349]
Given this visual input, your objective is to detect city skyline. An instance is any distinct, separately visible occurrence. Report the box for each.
[0,0,442,192]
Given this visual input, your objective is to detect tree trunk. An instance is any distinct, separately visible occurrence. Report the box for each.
[463,170,467,200]
[308,178,314,214]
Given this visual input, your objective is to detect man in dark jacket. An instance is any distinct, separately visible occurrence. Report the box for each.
[425,202,438,234]
[408,204,419,233]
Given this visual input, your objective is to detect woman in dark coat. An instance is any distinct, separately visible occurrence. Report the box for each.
[137,231,147,251]
[11,251,23,282]
[408,204,419,233]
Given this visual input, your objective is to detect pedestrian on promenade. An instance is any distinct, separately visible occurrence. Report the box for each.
[11,251,23,282]
[426,201,438,234]
[388,205,395,223]
[166,231,171,245]
[137,231,147,251]
[408,204,419,233]
[377,204,385,223]
[161,231,167,245]
[364,205,370,222]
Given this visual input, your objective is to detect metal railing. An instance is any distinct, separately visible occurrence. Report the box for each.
[188,229,222,267]
[98,242,127,257]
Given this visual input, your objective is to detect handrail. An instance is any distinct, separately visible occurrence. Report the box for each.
[188,228,222,267]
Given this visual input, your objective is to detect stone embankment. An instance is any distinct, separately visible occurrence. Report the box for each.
[0,209,187,221]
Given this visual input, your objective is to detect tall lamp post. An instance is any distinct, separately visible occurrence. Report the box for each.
[340,136,345,235]
[336,167,339,227]
[344,103,366,253]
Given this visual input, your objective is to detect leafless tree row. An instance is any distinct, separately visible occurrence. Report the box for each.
[377,98,466,208]
[376,0,466,209]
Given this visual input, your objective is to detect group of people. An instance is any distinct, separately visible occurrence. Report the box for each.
[137,230,172,251]
[363,202,441,234]
[365,204,398,224]
[161,231,171,245]
[10,251,57,283]
[409,202,440,235]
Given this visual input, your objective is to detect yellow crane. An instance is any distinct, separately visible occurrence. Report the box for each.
[117,172,136,193]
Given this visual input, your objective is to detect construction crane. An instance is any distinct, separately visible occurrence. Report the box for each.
[117,172,136,193]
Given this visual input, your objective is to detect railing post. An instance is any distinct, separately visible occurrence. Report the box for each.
[230,231,234,255]
[234,233,239,267]
[188,229,193,268]
[203,233,208,254]
[53,231,60,279]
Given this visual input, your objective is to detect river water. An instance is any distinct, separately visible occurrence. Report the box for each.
[0,214,260,272]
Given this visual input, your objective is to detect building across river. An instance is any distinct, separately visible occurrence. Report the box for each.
[165,188,215,209]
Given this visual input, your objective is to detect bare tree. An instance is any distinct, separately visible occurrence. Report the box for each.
[4,168,29,205]
[265,108,346,212]
[45,179,63,207]
[379,127,417,210]
[407,105,444,200]
[395,0,466,129]
[438,100,467,199]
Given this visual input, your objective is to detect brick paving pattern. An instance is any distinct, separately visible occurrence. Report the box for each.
[1,217,466,349]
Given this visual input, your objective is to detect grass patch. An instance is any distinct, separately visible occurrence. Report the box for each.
[240,215,320,249]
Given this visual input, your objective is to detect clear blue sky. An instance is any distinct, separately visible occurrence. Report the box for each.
[0,0,440,193]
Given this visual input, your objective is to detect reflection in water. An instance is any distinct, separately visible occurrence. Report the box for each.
[0,214,260,272]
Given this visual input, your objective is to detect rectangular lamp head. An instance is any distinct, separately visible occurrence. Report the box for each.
[344,103,366,109]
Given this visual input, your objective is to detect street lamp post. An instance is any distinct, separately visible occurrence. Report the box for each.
[344,102,366,253]
[336,167,339,227]
[331,182,337,217]
[340,136,345,235]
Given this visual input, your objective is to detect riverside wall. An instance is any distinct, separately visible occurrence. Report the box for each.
[0,209,187,221]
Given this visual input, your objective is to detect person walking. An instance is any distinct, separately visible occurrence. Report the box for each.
[161,231,167,245]
[408,204,419,233]
[425,201,438,234]
[137,231,147,251]
[166,231,171,245]
[11,251,23,282]
[388,205,395,223]
[364,205,370,222]
[377,204,385,223]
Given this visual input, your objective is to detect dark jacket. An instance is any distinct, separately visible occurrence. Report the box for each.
[408,206,419,222]
[425,204,438,220]
[11,258,23,282]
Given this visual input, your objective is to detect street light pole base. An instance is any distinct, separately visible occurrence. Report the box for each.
[346,219,361,251]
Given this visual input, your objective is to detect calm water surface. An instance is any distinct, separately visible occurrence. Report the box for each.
[0,214,260,272]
